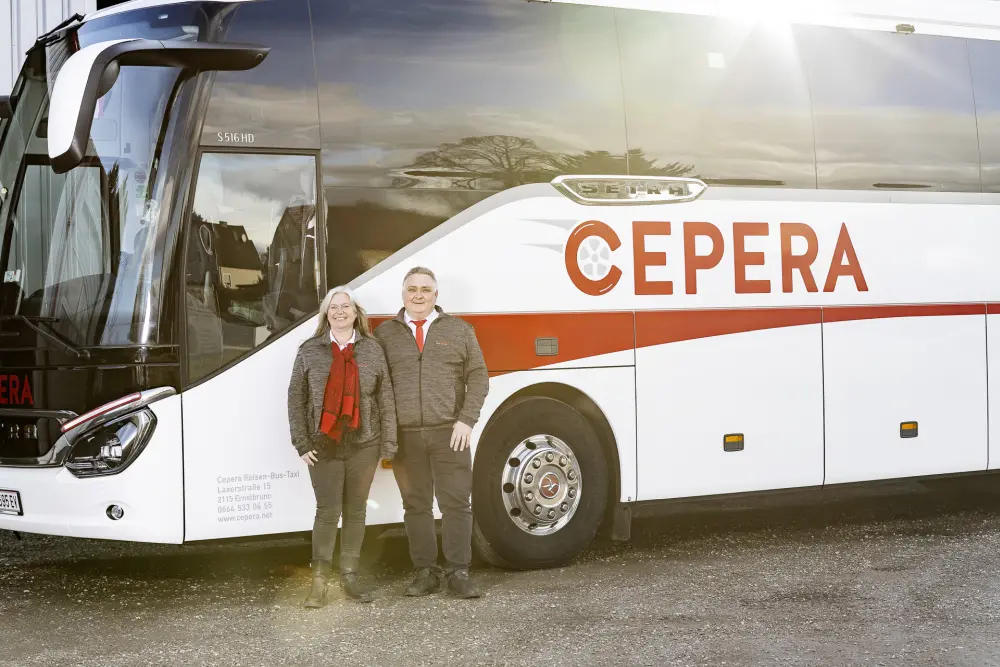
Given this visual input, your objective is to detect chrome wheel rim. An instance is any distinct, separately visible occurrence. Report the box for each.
[501,434,581,535]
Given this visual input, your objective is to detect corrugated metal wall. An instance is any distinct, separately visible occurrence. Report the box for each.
[1,0,96,94]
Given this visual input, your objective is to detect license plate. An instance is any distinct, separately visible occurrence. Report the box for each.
[0,489,22,516]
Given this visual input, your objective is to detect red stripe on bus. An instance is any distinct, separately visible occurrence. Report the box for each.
[373,303,991,374]
[824,303,985,323]
[461,312,634,372]
[638,303,985,348]
[635,308,822,348]
[370,312,634,372]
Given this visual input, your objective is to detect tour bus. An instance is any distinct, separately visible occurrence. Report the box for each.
[4,0,1000,570]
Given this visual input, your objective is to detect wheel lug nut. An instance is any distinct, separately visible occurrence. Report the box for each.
[545,452,554,462]
[568,470,577,481]
[532,459,541,469]
[524,474,533,484]
[547,509,556,519]
[525,492,533,501]
[534,505,542,516]
[568,488,576,499]
[561,503,568,512]
[559,456,567,466]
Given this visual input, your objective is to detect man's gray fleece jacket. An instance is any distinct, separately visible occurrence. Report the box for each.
[373,307,489,432]
[287,332,397,459]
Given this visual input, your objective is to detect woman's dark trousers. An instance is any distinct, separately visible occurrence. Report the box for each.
[309,443,381,572]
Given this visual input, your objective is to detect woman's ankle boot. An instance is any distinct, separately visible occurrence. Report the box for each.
[340,571,373,603]
[304,560,331,608]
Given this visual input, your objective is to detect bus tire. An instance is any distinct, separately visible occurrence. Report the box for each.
[472,396,609,570]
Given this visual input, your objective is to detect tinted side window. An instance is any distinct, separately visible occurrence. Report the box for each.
[324,188,489,288]
[184,153,319,384]
[313,0,627,191]
[968,39,1000,192]
[797,25,980,192]
[312,0,627,287]
[617,10,816,188]
[201,0,320,149]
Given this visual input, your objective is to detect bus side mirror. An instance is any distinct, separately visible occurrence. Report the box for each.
[48,38,269,174]
[0,95,12,120]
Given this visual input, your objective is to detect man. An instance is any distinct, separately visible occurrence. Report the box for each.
[374,266,489,598]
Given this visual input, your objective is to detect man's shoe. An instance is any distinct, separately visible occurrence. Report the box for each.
[304,560,331,609]
[340,572,374,603]
[446,569,481,599]
[405,568,442,597]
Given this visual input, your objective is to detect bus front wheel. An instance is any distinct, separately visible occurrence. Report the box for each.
[472,396,609,570]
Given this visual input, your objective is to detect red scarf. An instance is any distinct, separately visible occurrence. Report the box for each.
[318,339,360,443]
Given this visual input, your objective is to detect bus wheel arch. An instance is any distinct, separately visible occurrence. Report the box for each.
[471,383,621,570]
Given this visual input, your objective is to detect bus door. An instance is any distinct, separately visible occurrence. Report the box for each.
[179,150,323,541]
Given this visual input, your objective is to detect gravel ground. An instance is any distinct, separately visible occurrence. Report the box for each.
[4,476,1000,666]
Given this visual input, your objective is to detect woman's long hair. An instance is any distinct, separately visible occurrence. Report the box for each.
[314,286,371,338]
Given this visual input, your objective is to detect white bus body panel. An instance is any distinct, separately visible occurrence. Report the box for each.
[353,188,1000,504]
[179,317,408,541]
[0,394,184,542]
[636,324,824,500]
[181,319,637,539]
[824,314,989,484]
[356,193,1000,313]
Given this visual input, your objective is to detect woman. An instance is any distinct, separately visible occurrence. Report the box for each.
[287,286,397,606]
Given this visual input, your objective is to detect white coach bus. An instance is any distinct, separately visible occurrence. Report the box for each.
[2,0,1000,569]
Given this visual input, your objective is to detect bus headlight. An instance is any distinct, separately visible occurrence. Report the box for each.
[65,410,156,477]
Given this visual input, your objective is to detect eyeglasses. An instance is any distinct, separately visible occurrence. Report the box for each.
[328,303,354,312]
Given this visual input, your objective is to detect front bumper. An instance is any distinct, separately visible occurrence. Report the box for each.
[0,394,184,543]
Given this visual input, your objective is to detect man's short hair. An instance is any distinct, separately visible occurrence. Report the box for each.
[404,266,437,286]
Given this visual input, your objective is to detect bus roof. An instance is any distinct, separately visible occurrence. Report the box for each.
[85,0,256,23]
[83,0,1000,41]
[543,0,1000,41]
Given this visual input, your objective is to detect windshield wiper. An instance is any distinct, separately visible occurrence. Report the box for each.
[0,315,90,359]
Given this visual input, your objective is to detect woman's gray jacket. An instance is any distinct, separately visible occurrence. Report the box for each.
[287,332,398,460]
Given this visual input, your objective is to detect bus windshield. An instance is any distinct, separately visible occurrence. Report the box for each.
[0,7,213,349]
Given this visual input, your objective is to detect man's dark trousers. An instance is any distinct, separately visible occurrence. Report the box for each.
[393,425,472,573]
